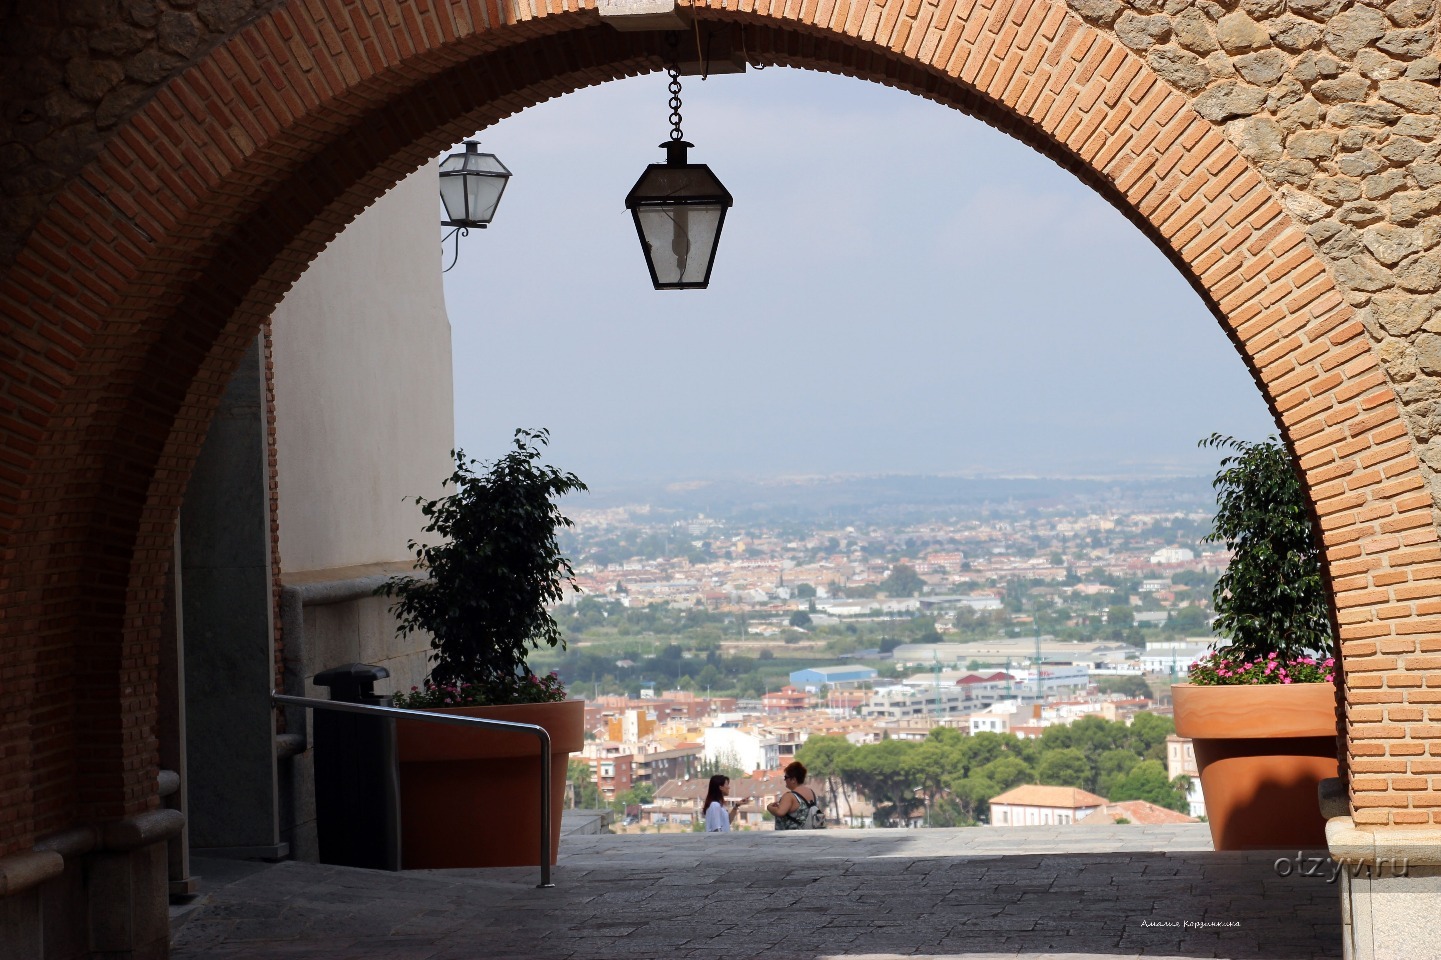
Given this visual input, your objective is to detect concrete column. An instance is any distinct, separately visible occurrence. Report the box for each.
[180,336,286,858]
[1327,816,1441,960]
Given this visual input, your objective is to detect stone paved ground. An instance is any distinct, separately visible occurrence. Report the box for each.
[172,824,1341,960]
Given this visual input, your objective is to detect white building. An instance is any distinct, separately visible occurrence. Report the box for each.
[1013,663,1091,696]
[889,643,978,666]
[816,598,921,616]
[1089,661,1144,676]
[968,710,1011,734]
[860,684,970,719]
[1140,642,1210,674]
[990,785,1107,826]
[615,708,654,745]
[916,594,1004,612]
[1150,547,1196,564]
[703,725,780,774]
[273,165,455,697]
[1166,735,1206,819]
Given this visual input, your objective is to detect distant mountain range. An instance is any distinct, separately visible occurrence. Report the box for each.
[567,474,1217,524]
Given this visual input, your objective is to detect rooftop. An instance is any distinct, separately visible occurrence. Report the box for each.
[1080,800,1201,825]
[171,822,1339,959]
[991,784,1110,808]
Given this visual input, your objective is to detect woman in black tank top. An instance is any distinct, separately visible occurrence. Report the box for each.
[767,761,820,830]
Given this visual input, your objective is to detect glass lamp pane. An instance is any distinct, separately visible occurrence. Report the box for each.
[465,175,507,225]
[464,153,510,176]
[636,204,724,287]
[439,176,467,222]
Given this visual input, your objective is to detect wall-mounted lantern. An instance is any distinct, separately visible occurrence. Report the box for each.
[439,140,511,271]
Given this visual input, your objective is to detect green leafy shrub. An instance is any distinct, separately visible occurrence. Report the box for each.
[1194,434,1334,681]
[379,429,586,706]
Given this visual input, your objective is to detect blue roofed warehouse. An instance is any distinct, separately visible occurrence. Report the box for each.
[789,665,879,690]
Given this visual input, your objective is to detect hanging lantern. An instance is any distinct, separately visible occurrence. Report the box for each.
[624,53,732,290]
[625,139,733,290]
[439,141,511,230]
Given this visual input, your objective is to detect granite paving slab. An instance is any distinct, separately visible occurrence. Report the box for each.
[173,824,1340,959]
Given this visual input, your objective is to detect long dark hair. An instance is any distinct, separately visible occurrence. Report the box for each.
[703,774,729,814]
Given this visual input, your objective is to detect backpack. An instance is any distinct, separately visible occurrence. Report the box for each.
[778,790,826,830]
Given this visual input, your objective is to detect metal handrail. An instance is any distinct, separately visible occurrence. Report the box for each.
[271,691,555,888]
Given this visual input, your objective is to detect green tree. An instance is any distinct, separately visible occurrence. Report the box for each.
[789,610,813,629]
[1127,713,1175,761]
[567,758,603,809]
[956,731,1034,774]
[1107,605,1135,629]
[794,583,817,599]
[910,616,942,644]
[1201,434,1333,661]
[1035,748,1091,788]
[902,737,956,823]
[1095,749,1140,798]
[612,782,656,813]
[1167,605,1210,634]
[838,739,919,826]
[943,775,1000,824]
[974,756,1033,791]
[1108,759,1187,811]
[735,673,765,698]
[879,563,925,598]
[796,735,855,821]
[695,664,722,690]
[698,752,746,780]
[1096,676,1153,699]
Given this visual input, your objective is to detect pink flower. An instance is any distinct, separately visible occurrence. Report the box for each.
[1268,652,1278,660]
[1282,677,1293,684]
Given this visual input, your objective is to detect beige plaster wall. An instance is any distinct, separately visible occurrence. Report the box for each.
[270,162,455,574]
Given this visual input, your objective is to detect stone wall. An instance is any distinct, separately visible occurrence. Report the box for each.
[1066,0,1441,496]
[0,0,286,264]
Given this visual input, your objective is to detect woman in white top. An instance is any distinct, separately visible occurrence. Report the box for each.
[702,774,741,832]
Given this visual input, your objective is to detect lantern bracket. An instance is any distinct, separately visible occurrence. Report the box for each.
[441,226,469,273]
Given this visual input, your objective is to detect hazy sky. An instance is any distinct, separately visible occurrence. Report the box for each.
[440,67,1278,486]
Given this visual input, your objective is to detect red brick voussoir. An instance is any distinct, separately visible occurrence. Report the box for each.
[0,0,1434,859]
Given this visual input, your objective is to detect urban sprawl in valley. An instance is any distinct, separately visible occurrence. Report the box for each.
[545,478,1224,833]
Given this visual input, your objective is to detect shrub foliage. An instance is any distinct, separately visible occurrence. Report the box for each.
[379,429,586,705]
[1201,434,1333,664]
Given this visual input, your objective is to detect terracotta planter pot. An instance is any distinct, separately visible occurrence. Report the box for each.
[1172,682,1339,851]
[395,698,585,869]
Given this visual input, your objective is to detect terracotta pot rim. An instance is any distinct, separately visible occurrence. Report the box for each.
[396,698,586,760]
[1172,681,1339,740]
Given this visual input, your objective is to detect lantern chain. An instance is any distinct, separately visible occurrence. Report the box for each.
[667,68,684,141]
[665,32,683,141]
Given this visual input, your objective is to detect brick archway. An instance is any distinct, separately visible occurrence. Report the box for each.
[0,0,1437,861]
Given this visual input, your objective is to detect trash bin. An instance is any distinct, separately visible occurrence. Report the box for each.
[313,663,397,869]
